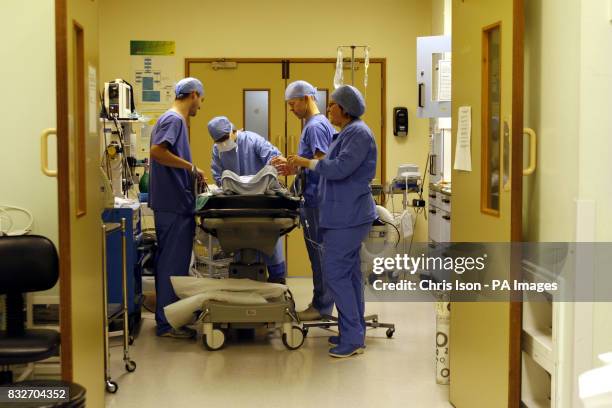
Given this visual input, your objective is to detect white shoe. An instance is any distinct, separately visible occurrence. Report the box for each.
[298,305,322,321]
[158,327,196,339]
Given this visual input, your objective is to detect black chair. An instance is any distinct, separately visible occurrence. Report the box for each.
[0,235,60,385]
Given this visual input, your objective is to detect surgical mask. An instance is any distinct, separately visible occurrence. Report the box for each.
[217,138,237,153]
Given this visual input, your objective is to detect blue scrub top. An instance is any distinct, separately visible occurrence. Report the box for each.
[315,119,377,229]
[211,130,281,185]
[298,114,334,208]
[149,110,195,215]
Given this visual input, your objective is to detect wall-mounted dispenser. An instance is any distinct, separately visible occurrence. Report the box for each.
[393,107,409,136]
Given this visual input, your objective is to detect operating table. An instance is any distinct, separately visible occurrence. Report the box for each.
[176,169,306,350]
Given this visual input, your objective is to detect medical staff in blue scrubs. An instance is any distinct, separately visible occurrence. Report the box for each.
[208,116,287,284]
[288,85,377,358]
[271,80,334,321]
[149,77,205,338]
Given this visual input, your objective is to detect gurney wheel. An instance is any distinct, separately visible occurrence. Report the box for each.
[302,328,309,338]
[203,329,226,351]
[282,326,305,350]
[106,380,118,394]
[386,328,395,338]
[125,360,137,372]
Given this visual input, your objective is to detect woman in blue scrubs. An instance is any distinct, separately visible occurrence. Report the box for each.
[288,85,377,358]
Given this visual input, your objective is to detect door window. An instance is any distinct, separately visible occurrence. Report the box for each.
[243,89,270,140]
[482,23,502,215]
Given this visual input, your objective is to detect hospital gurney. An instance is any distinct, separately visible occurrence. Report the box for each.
[195,193,303,350]
[198,194,300,280]
[172,168,305,350]
[165,276,304,350]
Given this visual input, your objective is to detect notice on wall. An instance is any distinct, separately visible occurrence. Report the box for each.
[130,41,177,110]
[437,59,452,102]
[130,41,175,56]
[88,65,98,134]
[454,106,472,171]
[136,110,167,159]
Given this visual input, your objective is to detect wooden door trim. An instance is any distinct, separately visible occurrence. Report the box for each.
[509,0,525,406]
[72,20,87,218]
[511,0,524,245]
[55,0,73,381]
[480,22,502,218]
[185,57,387,74]
[185,57,387,187]
[380,59,387,192]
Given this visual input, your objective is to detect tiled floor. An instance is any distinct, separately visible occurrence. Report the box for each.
[105,277,452,408]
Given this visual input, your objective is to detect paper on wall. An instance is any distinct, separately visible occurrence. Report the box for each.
[88,65,98,134]
[137,109,165,159]
[453,106,472,171]
[437,59,451,102]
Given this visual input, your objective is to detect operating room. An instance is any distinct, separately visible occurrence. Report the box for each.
[1,0,612,407]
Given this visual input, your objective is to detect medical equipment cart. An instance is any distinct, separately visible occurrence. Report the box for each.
[102,220,137,393]
[102,207,143,334]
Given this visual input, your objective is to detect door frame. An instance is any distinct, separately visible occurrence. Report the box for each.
[55,0,74,381]
[509,0,525,405]
[185,58,387,187]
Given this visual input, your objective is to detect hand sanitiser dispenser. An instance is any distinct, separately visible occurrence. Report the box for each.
[393,107,408,136]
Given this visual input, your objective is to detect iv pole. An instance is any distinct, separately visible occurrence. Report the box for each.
[335,45,370,91]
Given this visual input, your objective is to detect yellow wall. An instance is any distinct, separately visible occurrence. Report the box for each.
[431,0,451,36]
[576,1,612,244]
[524,3,581,401]
[525,0,612,404]
[523,0,580,243]
[98,0,432,242]
[0,0,59,269]
[577,0,612,374]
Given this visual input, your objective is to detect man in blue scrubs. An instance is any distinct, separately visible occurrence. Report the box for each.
[208,116,287,284]
[149,77,205,338]
[271,80,334,321]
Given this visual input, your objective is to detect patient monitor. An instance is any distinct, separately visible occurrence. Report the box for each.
[104,79,134,120]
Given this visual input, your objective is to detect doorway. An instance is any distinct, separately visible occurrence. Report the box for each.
[186,58,386,277]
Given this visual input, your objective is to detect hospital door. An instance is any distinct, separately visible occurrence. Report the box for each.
[188,62,286,183]
[285,62,384,278]
[188,61,295,272]
[449,0,524,407]
[188,60,384,278]
[54,0,105,404]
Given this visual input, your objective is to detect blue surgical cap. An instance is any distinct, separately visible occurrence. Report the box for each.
[207,116,234,141]
[331,85,366,118]
[285,80,317,101]
[175,77,204,97]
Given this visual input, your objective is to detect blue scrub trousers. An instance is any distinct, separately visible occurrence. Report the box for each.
[321,223,371,347]
[153,211,195,335]
[263,239,286,281]
[301,206,333,315]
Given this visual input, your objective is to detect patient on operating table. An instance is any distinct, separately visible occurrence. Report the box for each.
[206,116,287,284]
